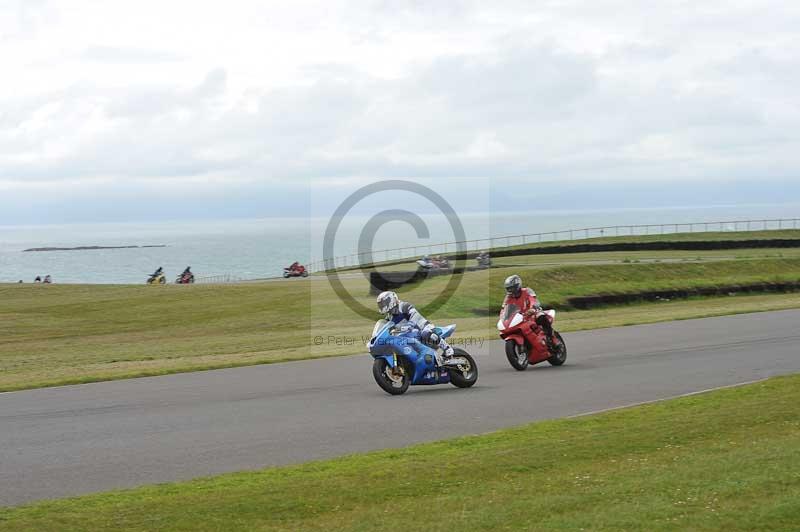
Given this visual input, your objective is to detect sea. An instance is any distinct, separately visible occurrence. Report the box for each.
[1,203,798,284]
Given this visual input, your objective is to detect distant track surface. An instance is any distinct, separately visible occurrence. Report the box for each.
[1,310,799,507]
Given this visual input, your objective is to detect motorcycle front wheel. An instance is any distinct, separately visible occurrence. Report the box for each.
[372,358,410,395]
[547,332,567,366]
[448,348,478,388]
[504,340,529,371]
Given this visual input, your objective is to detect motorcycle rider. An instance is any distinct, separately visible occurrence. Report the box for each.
[176,266,192,283]
[376,291,455,365]
[503,274,556,348]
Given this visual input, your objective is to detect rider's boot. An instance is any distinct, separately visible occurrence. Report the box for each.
[546,336,556,352]
[436,340,455,366]
[535,314,557,352]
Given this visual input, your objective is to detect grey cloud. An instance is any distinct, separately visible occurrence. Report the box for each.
[2,6,800,190]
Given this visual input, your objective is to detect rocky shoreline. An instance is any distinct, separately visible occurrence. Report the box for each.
[23,245,167,252]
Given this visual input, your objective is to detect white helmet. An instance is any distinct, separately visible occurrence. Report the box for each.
[376,291,399,315]
[504,274,522,296]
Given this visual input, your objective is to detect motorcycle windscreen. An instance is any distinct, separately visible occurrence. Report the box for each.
[503,304,520,321]
[371,319,389,338]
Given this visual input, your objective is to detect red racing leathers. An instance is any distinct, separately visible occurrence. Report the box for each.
[503,287,540,315]
[503,288,554,345]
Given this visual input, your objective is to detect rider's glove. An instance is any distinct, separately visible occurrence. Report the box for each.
[422,327,440,345]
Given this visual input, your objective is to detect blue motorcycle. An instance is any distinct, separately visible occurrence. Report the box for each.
[368,319,478,395]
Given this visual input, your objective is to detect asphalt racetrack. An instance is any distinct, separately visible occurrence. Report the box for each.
[2,310,799,507]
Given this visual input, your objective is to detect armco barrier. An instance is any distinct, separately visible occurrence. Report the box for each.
[309,217,800,273]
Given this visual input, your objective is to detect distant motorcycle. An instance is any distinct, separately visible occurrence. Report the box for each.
[368,319,477,395]
[147,271,166,285]
[416,256,450,271]
[497,304,566,370]
[476,252,492,268]
[176,272,195,284]
[283,263,309,278]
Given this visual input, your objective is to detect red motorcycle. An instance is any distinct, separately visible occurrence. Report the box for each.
[175,271,195,284]
[497,304,567,370]
[283,263,309,278]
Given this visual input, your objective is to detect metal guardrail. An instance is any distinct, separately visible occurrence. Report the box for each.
[195,274,244,284]
[308,217,800,273]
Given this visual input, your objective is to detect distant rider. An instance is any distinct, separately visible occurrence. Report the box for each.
[376,291,455,365]
[503,274,555,348]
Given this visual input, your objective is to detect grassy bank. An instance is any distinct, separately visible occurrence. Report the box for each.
[2,374,799,530]
[333,229,800,271]
[2,257,800,391]
[429,257,800,315]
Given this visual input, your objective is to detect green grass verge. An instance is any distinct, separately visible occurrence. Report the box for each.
[2,374,799,530]
[421,257,800,316]
[2,256,800,392]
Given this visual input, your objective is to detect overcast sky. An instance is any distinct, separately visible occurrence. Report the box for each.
[1,0,799,223]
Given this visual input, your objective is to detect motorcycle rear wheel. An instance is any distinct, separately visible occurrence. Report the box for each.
[448,349,478,388]
[504,340,529,371]
[547,332,567,366]
[372,358,410,395]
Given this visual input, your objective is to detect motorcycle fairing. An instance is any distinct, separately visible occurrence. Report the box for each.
[436,324,456,339]
[368,320,451,385]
